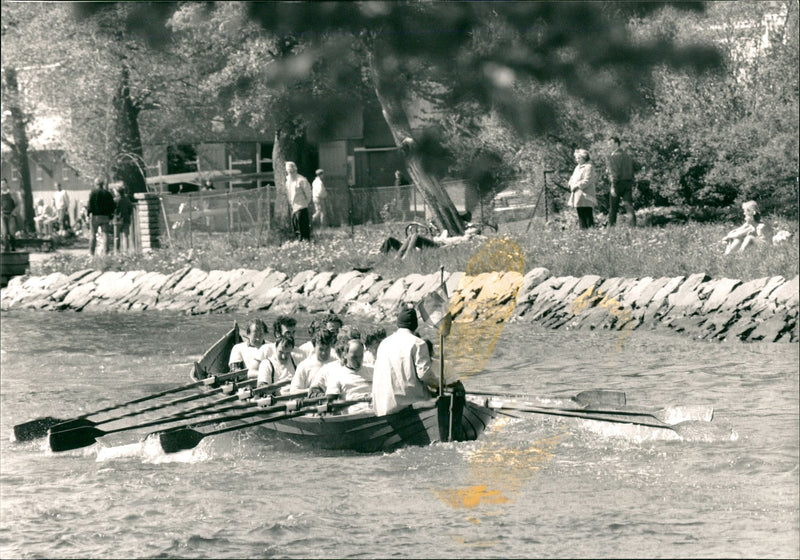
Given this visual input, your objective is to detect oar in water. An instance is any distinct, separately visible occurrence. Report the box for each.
[46,380,291,453]
[466,389,627,409]
[158,397,371,454]
[13,368,249,442]
[486,400,713,425]
[48,378,258,434]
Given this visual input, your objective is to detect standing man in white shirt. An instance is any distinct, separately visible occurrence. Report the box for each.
[311,168,327,228]
[52,182,70,235]
[371,305,436,416]
[285,161,312,241]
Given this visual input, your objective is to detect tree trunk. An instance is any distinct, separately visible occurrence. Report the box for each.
[367,50,464,235]
[110,66,147,194]
[2,66,35,233]
[271,130,291,228]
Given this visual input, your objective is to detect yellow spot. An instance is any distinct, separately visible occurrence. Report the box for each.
[435,484,510,509]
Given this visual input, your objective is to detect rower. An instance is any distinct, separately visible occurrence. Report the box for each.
[296,312,343,361]
[371,305,436,416]
[291,329,336,392]
[307,329,361,397]
[228,319,267,378]
[257,333,296,392]
[324,338,372,413]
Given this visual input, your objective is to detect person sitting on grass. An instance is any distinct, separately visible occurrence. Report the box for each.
[229,319,268,378]
[257,333,296,392]
[291,328,336,393]
[723,201,773,255]
[34,198,56,237]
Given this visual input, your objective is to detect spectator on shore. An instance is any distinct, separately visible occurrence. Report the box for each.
[567,148,598,229]
[606,137,636,227]
[112,186,133,253]
[312,168,327,228]
[53,182,71,235]
[723,201,774,254]
[285,161,312,241]
[33,198,56,237]
[1,179,17,251]
[88,177,115,256]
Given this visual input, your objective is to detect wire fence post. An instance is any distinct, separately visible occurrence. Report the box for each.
[226,190,232,245]
[188,193,193,249]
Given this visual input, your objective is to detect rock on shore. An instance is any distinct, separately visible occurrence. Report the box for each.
[1,267,796,343]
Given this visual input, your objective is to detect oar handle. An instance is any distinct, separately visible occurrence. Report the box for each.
[203,397,371,437]
[155,388,310,426]
[162,395,336,432]
[77,369,248,419]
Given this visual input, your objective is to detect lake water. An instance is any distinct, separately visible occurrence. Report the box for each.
[1,310,797,559]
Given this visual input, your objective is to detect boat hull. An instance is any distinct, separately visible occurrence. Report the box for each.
[191,326,496,453]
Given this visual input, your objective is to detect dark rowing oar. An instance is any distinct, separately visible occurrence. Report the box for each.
[485,402,714,432]
[158,397,371,453]
[46,380,291,453]
[49,378,258,434]
[485,400,713,425]
[466,389,627,409]
[14,369,248,442]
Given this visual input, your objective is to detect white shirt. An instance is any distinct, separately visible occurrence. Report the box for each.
[290,354,331,393]
[53,190,70,211]
[257,355,296,388]
[371,328,435,416]
[325,362,372,401]
[286,173,312,213]
[228,341,265,378]
[312,176,326,201]
[296,340,314,362]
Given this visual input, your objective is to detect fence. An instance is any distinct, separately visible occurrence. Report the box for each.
[157,186,276,249]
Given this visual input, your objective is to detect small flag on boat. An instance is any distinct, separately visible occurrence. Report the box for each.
[417,284,452,336]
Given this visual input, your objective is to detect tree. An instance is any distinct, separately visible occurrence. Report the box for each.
[1,66,35,232]
[69,1,724,235]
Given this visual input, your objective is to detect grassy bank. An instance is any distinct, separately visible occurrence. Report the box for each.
[29,217,798,282]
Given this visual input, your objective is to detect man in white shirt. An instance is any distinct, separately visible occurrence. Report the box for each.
[325,338,372,413]
[371,306,436,416]
[53,182,70,234]
[290,329,335,393]
[228,319,268,378]
[311,168,327,228]
[285,161,312,241]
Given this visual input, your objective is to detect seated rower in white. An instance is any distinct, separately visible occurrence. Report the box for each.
[307,328,362,397]
[257,334,296,393]
[324,338,372,414]
[291,329,336,393]
[228,319,267,378]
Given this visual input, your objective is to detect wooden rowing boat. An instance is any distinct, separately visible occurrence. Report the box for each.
[189,326,496,453]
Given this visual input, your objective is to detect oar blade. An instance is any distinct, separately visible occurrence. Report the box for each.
[48,426,105,453]
[654,405,714,424]
[575,390,626,408]
[13,417,65,442]
[49,418,97,434]
[158,428,206,454]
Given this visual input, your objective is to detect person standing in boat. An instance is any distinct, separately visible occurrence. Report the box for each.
[371,305,436,416]
[257,333,296,392]
[229,319,268,378]
[291,329,336,393]
[324,337,372,413]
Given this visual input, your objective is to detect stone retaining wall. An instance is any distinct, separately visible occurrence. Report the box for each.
[1,267,797,343]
